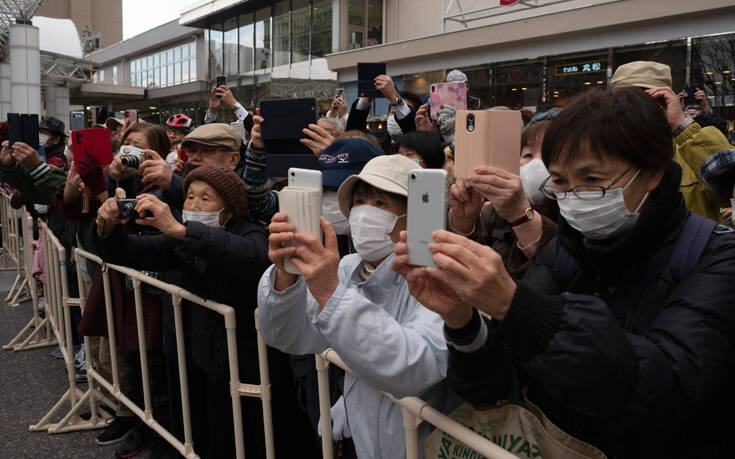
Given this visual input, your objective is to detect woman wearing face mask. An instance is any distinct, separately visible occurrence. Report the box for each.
[94,165,317,458]
[258,155,454,459]
[393,87,735,458]
[447,115,559,279]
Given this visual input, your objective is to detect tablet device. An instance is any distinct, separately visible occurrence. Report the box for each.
[358,62,386,98]
[260,98,319,176]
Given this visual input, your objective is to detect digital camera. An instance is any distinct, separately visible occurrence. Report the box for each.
[116,199,152,220]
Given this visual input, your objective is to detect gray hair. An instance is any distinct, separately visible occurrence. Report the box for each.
[318,116,346,135]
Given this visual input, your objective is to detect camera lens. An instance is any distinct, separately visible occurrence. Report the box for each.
[468,114,475,121]
[411,174,416,180]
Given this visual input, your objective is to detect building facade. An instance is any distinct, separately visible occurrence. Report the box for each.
[36,0,122,49]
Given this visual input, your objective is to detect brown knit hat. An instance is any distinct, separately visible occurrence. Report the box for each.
[183,165,248,220]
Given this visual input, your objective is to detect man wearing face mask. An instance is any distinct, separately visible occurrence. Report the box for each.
[38,116,68,168]
[394,87,735,458]
[258,155,455,459]
[447,113,559,280]
[94,165,317,458]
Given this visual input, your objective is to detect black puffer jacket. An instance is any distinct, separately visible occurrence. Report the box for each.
[447,164,735,458]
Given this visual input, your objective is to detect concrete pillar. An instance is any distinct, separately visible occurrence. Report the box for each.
[9,23,41,115]
[0,63,10,120]
[44,86,71,128]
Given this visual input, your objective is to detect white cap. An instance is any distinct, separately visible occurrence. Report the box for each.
[446,69,468,83]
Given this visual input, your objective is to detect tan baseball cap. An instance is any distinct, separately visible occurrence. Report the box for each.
[337,154,418,218]
[610,61,672,89]
[181,123,242,152]
[105,117,124,130]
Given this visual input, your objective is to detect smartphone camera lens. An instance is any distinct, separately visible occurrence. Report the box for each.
[411,174,416,180]
[467,114,475,132]
[291,172,295,176]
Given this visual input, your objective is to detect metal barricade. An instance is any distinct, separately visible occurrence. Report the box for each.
[73,247,276,459]
[28,220,113,434]
[0,190,30,303]
[315,349,518,459]
[3,208,55,351]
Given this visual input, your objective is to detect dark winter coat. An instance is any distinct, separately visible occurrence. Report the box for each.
[447,163,735,458]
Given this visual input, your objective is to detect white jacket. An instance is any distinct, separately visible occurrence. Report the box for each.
[258,253,452,458]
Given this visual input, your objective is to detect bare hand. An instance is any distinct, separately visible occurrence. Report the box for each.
[721,207,733,221]
[374,75,400,103]
[331,96,347,117]
[121,117,136,139]
[208,87,222,114]
[467,166,529,222]
[139,150,173,191]
[428,230,516,320]
[97,188,128,237]
[646,87,686,131]
[11,142,42,169]
[134,193,185,238]
[215,85,238,108]
[415,103,436,132]
[0,141,15,167]
[252,108,265,149]
[300,123,334,157]
[173,159,185,174]
[695,88,709,112]
[449,179,483,233]
[289,217,340,308]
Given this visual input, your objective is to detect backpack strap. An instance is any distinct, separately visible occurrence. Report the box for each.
[669,213,717,281]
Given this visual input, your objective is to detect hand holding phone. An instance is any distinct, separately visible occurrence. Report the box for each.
[215,75,227,99]
[407,169,448,267]
[124,109,138,124]
[278,168,323,275]
[683,85,698,106]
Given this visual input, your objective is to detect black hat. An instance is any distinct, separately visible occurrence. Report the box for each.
[39,116,66,137]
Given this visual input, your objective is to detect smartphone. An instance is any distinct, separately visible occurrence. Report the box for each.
[335,88,345,99]
[279,169,323,275]
[454,110,522,180]
[124,109,137,124]
[289,167,323,191]
[407,169,448,267]
[72,128,113,166]
[70,111,85,131]
[357,62,387,98]
[216,75,227,88]
[430,82,467,120]
[684,85,698,106]
[7,113,39,150]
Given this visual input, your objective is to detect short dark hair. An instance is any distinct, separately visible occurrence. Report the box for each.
[542,87,673,172]
[400,91,423,110]
[397,130,445,169]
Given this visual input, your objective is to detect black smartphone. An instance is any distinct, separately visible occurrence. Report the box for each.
[215,75,227,99]
[357,62,387,98]
[8,113,39,150]
[684,85,698,106]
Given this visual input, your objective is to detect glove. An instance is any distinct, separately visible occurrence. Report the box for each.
[75,156,107,196]
[318,395,352,440]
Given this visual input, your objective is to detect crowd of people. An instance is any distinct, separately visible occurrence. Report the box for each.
[2,59,735,459]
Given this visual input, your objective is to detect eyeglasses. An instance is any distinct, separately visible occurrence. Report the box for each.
[540,168,633,201]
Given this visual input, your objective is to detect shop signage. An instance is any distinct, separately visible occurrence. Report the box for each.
[556,61,606,76]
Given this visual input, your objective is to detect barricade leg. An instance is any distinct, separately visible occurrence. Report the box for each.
[223,310,246,459]
[254,310,275,459]
[315,353,335,459]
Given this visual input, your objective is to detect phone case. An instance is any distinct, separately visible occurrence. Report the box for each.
[407,169,448,267]
[430,82,467,120]
[70,111,85,131]
[124,110,137,123]
[357,62,386,98]
[279,187,323,275]
[8,113,39,150]
[72,128,113,166]
[260,98,317,141]
[289,168,323,191]
[454,110,522,180]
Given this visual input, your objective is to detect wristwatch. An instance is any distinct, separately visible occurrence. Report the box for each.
[390,96,404,107]
[509,208,534,227]
[673,116,695,137]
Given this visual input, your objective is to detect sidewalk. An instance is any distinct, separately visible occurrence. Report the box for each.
[0,270,116,458]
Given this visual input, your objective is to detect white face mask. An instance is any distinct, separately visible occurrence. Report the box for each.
[34,204,49,214]
[39,133,50,146]
[118,145,143,156]
[519,158,549,207]
[182,208,224,228]
[557,169,649,240]
[387,114,403,139]
[322,191,350,235]
[348,205,404,262]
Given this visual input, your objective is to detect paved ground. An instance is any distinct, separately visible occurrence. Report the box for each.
[0,269,117,458]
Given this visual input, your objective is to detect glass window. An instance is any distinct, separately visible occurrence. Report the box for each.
[692,34,735,117]
[190,57,197,81]
[224,17,239,76]
[292,0,310,64]
[154,67,161,87]
[167,64,174,86]
[367,0,383,46]
[492,62,544,109]
[349,0,365,27]
[160,66,167,87]
[255,7,271,71]
[175,46,181,62]
[312,0,332,58]
[175,62,182,85]
[239,13,254,74]
[273,1,290,67]
[147,55,153,69]
[182,44,189,58]
[548,53,607,106]
[148,69,154,87]
[190,42,196,60]
[100,69,105,82]
[112,65,118,85]
[182,61,189,83]
[208,26,224,78]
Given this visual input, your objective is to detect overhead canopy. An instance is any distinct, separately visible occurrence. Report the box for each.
[32,16,83,59]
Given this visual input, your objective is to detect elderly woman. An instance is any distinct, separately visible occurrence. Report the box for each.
[94,165,314,458]
[258,154,453,458]
[393,87,735,458]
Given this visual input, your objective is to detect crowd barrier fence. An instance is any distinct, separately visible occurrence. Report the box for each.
[73,247,276,459]
[0,190,31,304]
[3,207,55,351]
[315,349,519,459]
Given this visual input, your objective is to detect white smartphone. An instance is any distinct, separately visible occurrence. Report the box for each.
[279,168,323,275]
[124,109,138,124]
[288,167,323,191]
[407,169,448,267]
